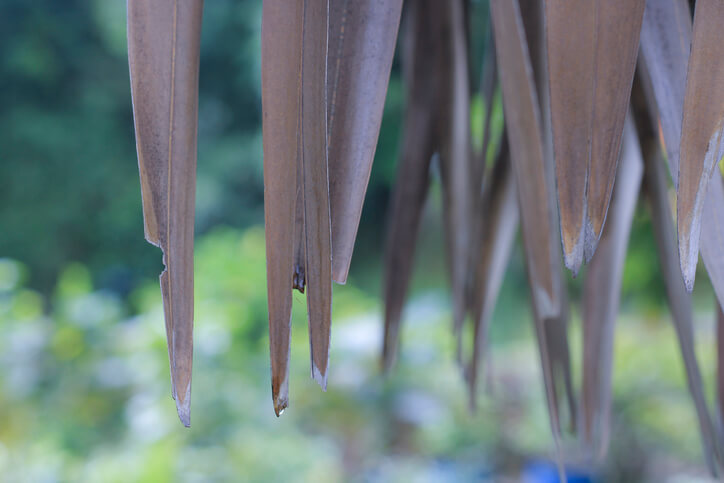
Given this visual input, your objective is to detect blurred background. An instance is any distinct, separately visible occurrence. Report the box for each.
[0,1,720,481]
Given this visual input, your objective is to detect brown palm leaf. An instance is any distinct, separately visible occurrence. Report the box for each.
[545,1,596,274]
[700,176,724,314]
[459,36,498,366]
[382,0,440,370]
[327,0,403,284]
[584,1,645,263]
[638,0,692,183]
[437,0,472,345]
[492,0,559,320]
[469,35,497,206]
[261,0,304,416]
[127,0,203,427]
[677,0,724,292]
[545,0,645,273]
[581,115,642,459]
[639,0,724,315]
[636,102,721,474]
[301,0,333,390]
[467,139,518,410]
[293,120,307,294]
[491,0,573,440]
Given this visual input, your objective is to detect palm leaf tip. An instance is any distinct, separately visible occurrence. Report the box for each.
[327,0,403,284]
[127,0,203,427]
[584,0,645,262]
[676,0,724,292]
[261,0,304,415]
[175,380,192,427]
[301,0,333,392]
[273,373,290,417]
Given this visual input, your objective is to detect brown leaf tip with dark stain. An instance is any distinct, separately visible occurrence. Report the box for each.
[293,265,306,294]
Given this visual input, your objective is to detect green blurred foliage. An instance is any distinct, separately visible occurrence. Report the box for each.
[0,227,717,480]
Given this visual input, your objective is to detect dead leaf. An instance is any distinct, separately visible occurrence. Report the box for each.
[677,0,724,292]
[492,0,573,451]
[127,0,203,427]
[261,0,304,416]
[327,0,403,284]
[467,139,518,410]
[633,75,721,473]
[492,0,559,319]
[382,0,441,370]
[582,115,642,459]
[639,0,724,318]
[437,0,472,346]
[301,0,333,390]
[639,0,692,184]
[585,0,645,261]
[545,0,596,274]
[545,0,645,271]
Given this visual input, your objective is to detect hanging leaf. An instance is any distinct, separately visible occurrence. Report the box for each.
[639,0,692,183]
[460,34,498,365]
[293,115,307,294]
[584,0,645,262]
[492,0,559,319]
[469,35,497,205]
[382,0,440,369]
[545,0,645,271]
[261,0,304,416]
[438,0,472,345]
[327,0,403,284]
[634,82,721,472]
[581,116,642,459]
[467,139,518,410]
[491,0,573,445]
[700,176,724,313]
[544,0,596,274]
[677,0,724,292]
[639,0,724,315]
[520,0,577,439]
[301,0,333,390]
[127,0,203,427]
[518,0,548,128]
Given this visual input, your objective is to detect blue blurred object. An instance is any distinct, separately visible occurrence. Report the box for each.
[523,460,593,483]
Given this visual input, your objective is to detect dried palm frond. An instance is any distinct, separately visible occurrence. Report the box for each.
[124,0,724,474]
[382,0,470,370]
[261,0,304,416]
[633,83,721,472]
[381,0,440,370]
[677,0,724,292]
[262,0,404,410]
[327,0,403,285]
[491,0,576,447]
[466,138,517,411]
[127,0,203,427]
[581,115,642,460]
